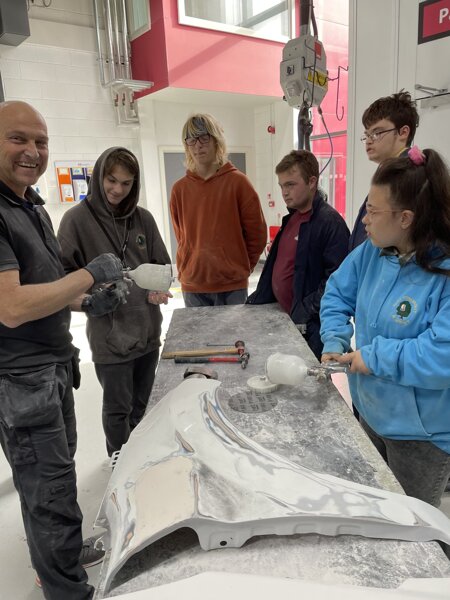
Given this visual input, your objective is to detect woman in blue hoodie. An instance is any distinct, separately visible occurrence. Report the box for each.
[320,146,450,506]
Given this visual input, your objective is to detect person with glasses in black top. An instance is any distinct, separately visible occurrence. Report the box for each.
[349,91,420,251]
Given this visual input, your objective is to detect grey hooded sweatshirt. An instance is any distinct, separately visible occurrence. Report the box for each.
[58,147,171,364]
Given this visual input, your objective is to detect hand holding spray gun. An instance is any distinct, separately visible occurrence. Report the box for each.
[123,263,175,305]
[247,352,351,392]
[82,253,131,317]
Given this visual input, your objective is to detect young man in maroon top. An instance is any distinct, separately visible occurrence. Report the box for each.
[248,150,349,359]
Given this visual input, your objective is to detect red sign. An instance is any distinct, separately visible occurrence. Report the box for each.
[314,40,322,59]
[419,0,450,44]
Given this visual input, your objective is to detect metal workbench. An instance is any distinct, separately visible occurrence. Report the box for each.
[101,304,450,597]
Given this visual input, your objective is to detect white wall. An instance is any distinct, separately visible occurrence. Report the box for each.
[255,102,296,229]
[0,16,140,231]
[347,0,450,227]
[26,0,96,29]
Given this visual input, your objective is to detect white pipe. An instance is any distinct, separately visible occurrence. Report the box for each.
[93,0,106,85]
[104,0,117,81]
[119,0,132,80]
[111,0,122,79]
[92,0,148,124]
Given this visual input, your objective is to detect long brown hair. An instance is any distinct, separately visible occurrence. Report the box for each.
[372,149,450,276]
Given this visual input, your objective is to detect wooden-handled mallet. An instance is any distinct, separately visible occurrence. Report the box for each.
[162,340,245,359]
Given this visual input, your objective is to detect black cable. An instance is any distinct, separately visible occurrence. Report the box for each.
[317,106,334,176]
[298,103,312,151]
[299,0,311,33]
[311,2,318,36]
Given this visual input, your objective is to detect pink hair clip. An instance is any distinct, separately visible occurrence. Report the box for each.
[408,145,426,166]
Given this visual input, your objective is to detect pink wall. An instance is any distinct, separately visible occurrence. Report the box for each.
[311,3,349,218]
[131,0,169,94]
[131,0,348,216]
[132,0,286,98]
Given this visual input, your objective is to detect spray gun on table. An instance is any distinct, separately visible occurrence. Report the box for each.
[247,352,349,392]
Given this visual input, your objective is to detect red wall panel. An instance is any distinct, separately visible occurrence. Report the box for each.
[131,0,285,98]
[130,0,169,93]
[131,0,349,217]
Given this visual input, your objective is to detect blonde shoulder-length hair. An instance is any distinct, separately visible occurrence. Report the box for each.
[182,113,228,172]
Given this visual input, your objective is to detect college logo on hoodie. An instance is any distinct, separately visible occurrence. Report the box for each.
[392,295,417,325]
[136,234,146,249]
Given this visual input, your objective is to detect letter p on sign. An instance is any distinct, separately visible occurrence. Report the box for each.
[419,0,450,44]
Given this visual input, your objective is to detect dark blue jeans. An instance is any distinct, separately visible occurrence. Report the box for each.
[360,417,450,507]
[95,348,160,457]
[183,288,248,307]
[0,363,93,600]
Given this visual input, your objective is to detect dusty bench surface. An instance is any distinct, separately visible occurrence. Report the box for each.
[103,305,450,597]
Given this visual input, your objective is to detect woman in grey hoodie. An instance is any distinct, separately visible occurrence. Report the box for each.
[58,147,171,457]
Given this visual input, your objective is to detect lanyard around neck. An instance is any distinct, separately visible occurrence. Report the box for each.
[84,201,132,266]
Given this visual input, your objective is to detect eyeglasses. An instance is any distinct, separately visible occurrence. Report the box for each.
[365,207,402,217]
[185,133,211,146]
[360,128,398,143]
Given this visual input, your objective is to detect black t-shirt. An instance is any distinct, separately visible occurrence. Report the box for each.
[0,182,72,372]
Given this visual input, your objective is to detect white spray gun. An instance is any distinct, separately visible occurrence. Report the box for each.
[247,352,349,392]
[123,263,174,292]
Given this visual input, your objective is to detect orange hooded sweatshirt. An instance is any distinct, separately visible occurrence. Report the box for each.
[170,162,267,293]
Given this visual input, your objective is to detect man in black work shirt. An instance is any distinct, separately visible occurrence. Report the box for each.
[0,101,123,599]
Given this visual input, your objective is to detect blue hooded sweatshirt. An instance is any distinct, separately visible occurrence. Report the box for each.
[320,240,450,453]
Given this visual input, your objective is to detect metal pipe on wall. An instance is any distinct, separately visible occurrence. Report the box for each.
[104,0,117,82]
[92,0,136,84]
[92,0,152,124]
[93,0,106,85]
[119,0,131,80]
[111,0,122,79]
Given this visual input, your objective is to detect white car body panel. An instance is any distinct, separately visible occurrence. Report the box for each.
[95,378,450,596]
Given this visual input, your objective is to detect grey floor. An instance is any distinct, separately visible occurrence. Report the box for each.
[1,266,449,599]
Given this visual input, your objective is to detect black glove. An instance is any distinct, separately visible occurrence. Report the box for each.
[81,280,129,317]
[84,253,123,285]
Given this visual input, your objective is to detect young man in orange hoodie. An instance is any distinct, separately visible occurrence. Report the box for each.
[170,114,267,307]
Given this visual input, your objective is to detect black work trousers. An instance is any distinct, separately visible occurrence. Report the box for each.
[95,348,159,457]
[360,417,450,507]
[0,363,93,600]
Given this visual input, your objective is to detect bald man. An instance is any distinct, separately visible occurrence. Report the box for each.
[0,101,123,599]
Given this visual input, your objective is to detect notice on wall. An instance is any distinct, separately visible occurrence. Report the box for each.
[419,0,450,44]
[55,161,94,204]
